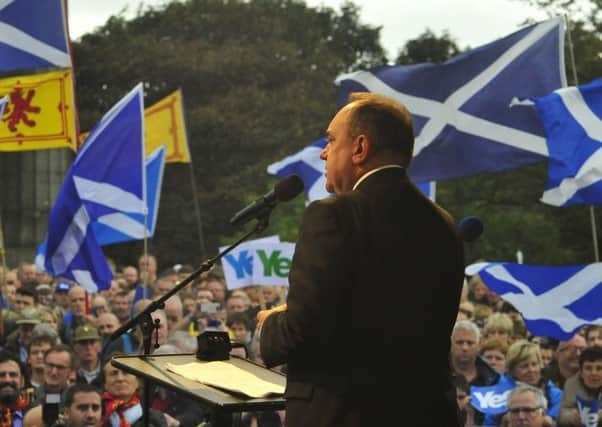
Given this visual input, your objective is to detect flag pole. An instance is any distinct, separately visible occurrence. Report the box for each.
[179,88,207,259]
[565,14,599,261]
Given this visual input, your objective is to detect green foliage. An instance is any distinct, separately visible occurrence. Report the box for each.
[396,29,462,64]
[73,0,386,267]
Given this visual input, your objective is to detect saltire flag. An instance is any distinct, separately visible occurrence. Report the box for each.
[530,78,602,206]
[466,262,602,340]
[267,137,436,201]
[335,17,566,183]
[0,69,77,151]
[93,145,166,246]
[40,84,145,292]
[0,0,71,72]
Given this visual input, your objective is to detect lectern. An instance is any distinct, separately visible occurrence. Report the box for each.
[111,353,286,427]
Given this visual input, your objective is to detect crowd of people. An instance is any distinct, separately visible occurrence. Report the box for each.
[0,255,601,427]
[0,255,287,427]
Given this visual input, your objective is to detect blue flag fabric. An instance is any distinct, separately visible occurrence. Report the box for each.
[42,84,145,292]
[0,0,72,72]
[267,137,436,201]
[466,262,602,340]
[577,395,600,427]
[93,145,166,246]
[532,78,602,206]
[0,95,7,116]
[335,18,566,183]
[471,374,516,415]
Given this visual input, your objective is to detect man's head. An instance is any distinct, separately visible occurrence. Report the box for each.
[556,334,586,379]
[457,300,475,322]
[579,346,602,390]
[72,325,101,368]
[138,254,157,283]
[17,262,37,286]
[122,266,139,287]
[110,291,131,322]
[451,320,480,367]
[320,92,414,195]
[154,277,176,297]
[103,356,138,400]
[96,312,120,338]
[44,345,76,393]
[68,286,87,315]
[35,284,53,306]
[206,279,227,303]
[163,296,183,334]
[16,307,42,345]
[28,335,56,375]
[506,384,547,427]
[14,286,35,314]
[62,384,102,427]
[54,280,72,308]
[90,295,108,318]
[226,312,253,344]
[0,353,25,406]
[482,313,514,346]
[584,325,602,348]
[225,294,249,316]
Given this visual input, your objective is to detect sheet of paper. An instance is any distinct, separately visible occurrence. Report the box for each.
[165,361,285,398]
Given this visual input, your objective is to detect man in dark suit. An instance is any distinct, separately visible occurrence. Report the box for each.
[257,92,465,427]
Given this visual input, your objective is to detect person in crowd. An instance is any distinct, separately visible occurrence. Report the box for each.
[0,352,30,426]
[14,286,36,316]
[479,337,509,373]
[257,92,465,426]
[506,384,551,427]
[226,312,254,358]
[162,297,183,337]
[2,280,17,310]
[4,270,21,290]
[72,325,103,388]
[37,307,59,333]
[138,254,158,285]
[25,344,77,427]
[473,304,494,330]
[457,300,475,322]
[225,293,250,318]
[178,291,195,318]
[5,308,43,364]
[205,277,227,305]
[260,286,282,309]
[537,338,557,369]
[17,263,37,288]
[90,295,109,320]
[35,285,54,308]
[60,287,90,344]
[50,383,102,427]
[99,354,167,427]
[543,334,586,389]
[467,275,489,305]
[121,266,139,291]
[27,335,57,390]
[557,346,602,427]
[451,320,500,425]
[52,282,72,318]
[452,373,473,427]
[482,312,514,346]
[96,313,121,345]
[109,292,131,326]
[584,325,602,349]
[153,277,176,298]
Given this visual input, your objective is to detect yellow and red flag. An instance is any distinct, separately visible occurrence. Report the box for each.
[0,69,77,152]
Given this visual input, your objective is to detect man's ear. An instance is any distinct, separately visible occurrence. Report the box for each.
[351,134,372,164]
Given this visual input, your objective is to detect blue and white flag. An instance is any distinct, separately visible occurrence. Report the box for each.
[577,395,600,427]
[267,137,436,201]
[93,145,166,246]
[336,17,566,183]
[466,262,602,340]
[471,375,515,415]
[532,78,602,206]
[41,84,145,292]
[0,0,72,72]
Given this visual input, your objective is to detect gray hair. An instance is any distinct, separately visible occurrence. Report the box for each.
[452,319,480,342]
[507,383,547,413]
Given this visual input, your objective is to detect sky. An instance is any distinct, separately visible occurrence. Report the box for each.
[68,0,550,59]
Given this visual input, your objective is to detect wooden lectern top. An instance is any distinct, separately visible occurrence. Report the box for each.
[111,353,286,413]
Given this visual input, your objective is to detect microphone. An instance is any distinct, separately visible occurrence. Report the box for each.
[230,175,304,227]
[458,216,483,242]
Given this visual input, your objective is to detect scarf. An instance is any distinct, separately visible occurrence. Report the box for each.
[0,394,29,427]
[101,392,141,427]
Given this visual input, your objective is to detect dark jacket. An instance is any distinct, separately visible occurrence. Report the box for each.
[260,168,465,427]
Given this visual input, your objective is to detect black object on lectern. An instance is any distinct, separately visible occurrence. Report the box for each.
[197,331,232,361]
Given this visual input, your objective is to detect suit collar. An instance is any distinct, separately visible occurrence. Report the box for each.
[353,165,405,191]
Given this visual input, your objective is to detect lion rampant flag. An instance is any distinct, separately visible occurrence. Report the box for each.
[0,69,77,152]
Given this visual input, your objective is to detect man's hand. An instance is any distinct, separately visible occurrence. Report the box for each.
[256,304,287,332]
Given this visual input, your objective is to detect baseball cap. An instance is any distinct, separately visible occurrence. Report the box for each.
[55,281,72,292]
[35,284,53,294]
[73,324,101,342]
[16,308,42,325]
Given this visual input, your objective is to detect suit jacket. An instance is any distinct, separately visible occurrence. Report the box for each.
[260,167,465,427]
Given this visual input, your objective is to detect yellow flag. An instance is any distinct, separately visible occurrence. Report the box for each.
[80,89,191,163]
[0,69,77,152]
[145,89,191,163]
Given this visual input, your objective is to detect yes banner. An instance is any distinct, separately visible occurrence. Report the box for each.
[0,69,77,151]
[470,375,515,415]
[577,395,600,427]
[220,237,295,289]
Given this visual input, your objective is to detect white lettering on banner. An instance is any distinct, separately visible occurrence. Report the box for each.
[473,390,512,409]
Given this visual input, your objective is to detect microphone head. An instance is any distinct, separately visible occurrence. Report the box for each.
[274,174,304,202]
[458,216,483,242]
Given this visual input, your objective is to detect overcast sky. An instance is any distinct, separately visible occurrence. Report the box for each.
[68,0,550,59]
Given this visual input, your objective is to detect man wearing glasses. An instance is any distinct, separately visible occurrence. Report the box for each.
[507,384,550,427]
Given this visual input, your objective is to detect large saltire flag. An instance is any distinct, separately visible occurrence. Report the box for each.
[531,77,602,206]
[267,137,436,201]
[335,17,567,183]
[93,145,166,246]
[0,0,72,72]
[41,84,145,292]
[466,262,602,340]
[80,89,191,162]
[0,69,77,151]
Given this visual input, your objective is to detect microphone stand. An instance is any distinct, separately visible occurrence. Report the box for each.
[106,213,272,427]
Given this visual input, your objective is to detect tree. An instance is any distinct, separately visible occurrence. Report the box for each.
[72,0,387,268]
[396,29,461,65]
